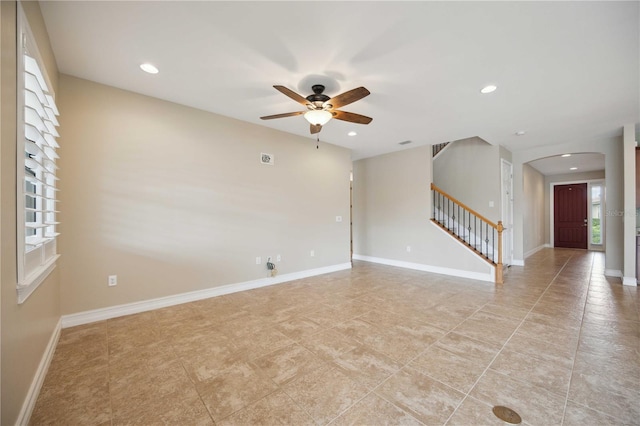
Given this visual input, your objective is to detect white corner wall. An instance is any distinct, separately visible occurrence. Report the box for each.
[522,164,545,256]
[352,145,494,281]
[433,137,502,223]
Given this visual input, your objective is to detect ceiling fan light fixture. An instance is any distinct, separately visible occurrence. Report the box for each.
[304,109,332,126]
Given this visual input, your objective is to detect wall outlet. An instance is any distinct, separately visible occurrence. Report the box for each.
[256,256,261,265]
[276,254,281,262]
[336,216,342,222]
[310,250,315,257]
[489,201,495,207]
[406,246,411,252]
[108,275,117,286]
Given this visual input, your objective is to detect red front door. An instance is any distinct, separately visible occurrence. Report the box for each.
[554,183,588,249]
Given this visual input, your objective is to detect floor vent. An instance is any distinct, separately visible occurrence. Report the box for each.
[492,406,522,424]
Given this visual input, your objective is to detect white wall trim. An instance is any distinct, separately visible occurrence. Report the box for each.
[61,263,352,328]
[352,254,494,283]
[604,269,622,278]
[511,259,525,266]
[17,318,62,426]
[524,244,547,259]
[622,276,637,286]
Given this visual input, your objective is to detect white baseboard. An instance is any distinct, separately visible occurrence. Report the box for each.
[604,269,622,278]
[511,259,525,266]
[524,244,549,259]
[622,276,637,286]
[61,263,352,328]
[352,254,494,283]
[17,318,62,425]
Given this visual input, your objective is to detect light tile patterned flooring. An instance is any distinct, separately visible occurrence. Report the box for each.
[31,249,639,425]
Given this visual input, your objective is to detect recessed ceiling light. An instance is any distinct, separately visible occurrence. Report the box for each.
[348,131,357,137]
[515,131,526,136]
[140,63,159,74]
[480,85,497,94]
[561,154,572,157]
[570,167,578,170]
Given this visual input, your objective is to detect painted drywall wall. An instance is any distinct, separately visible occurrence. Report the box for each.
[57,75,352,315]
[1,2,61,424]
[543,170,606,246]
[433,137,502,223]
[522,164,545,255]
[352,145,492,276]
[513,137,623,274]
[622,124,636,283]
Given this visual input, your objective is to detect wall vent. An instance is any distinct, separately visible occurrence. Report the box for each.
[398,140,412,145]
[260,153,274,165]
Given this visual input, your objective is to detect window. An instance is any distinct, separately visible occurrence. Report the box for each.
[16,4,61,303]
[590,184,604,246]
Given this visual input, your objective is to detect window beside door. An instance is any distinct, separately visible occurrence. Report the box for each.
[590,184,604,246]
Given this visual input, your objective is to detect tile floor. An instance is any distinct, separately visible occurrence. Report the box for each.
[31,249,639,425]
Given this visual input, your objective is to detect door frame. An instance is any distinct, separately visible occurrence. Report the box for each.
[549,179,606,251]
[500,159,514,265]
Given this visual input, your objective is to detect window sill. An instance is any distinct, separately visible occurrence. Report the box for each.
[17,254,60,304]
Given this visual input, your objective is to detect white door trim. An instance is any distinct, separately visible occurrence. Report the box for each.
[501,159,514,266]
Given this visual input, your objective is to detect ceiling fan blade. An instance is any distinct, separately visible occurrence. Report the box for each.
[260,111,305,120]
[310,124,322,134]
[326,87,370,109]
[332,110,373,124]
[273,85,310,106]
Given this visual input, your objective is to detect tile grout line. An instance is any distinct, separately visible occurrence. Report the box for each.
[558,254,631,425]
[320,274,508,425]
[159,310,218,425]
[443,251,577,425]
[559,251,595,426]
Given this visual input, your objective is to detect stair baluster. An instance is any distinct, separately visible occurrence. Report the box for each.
[430,183,504,284]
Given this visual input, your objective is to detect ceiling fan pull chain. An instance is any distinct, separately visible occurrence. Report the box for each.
[316,134,319,149]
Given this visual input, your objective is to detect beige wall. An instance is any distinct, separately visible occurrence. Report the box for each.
[57,75,352,315]
[352,145,491,275]
[514,139,623,273]
[1,2,61,424]
[433,137,504,223]
[522,164,545,255]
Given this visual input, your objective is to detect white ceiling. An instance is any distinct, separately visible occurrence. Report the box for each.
[39,1,639,160]
[528,153,605,176]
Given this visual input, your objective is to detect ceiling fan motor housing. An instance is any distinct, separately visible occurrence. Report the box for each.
[306,84,330,106]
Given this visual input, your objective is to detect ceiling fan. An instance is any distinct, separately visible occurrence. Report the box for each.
[260,84,372,134]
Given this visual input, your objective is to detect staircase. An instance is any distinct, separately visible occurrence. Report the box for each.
[431,183,504,284]
[432,142,450,158]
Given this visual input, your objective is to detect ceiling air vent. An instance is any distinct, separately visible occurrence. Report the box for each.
[398,140,412,145]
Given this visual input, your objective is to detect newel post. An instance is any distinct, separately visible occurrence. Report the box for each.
[496,221,504,284]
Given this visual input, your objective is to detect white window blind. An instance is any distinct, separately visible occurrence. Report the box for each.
[17,5,61,303]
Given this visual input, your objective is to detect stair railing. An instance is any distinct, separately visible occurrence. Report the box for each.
[432,142,450,158]
[430,183,504,284]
